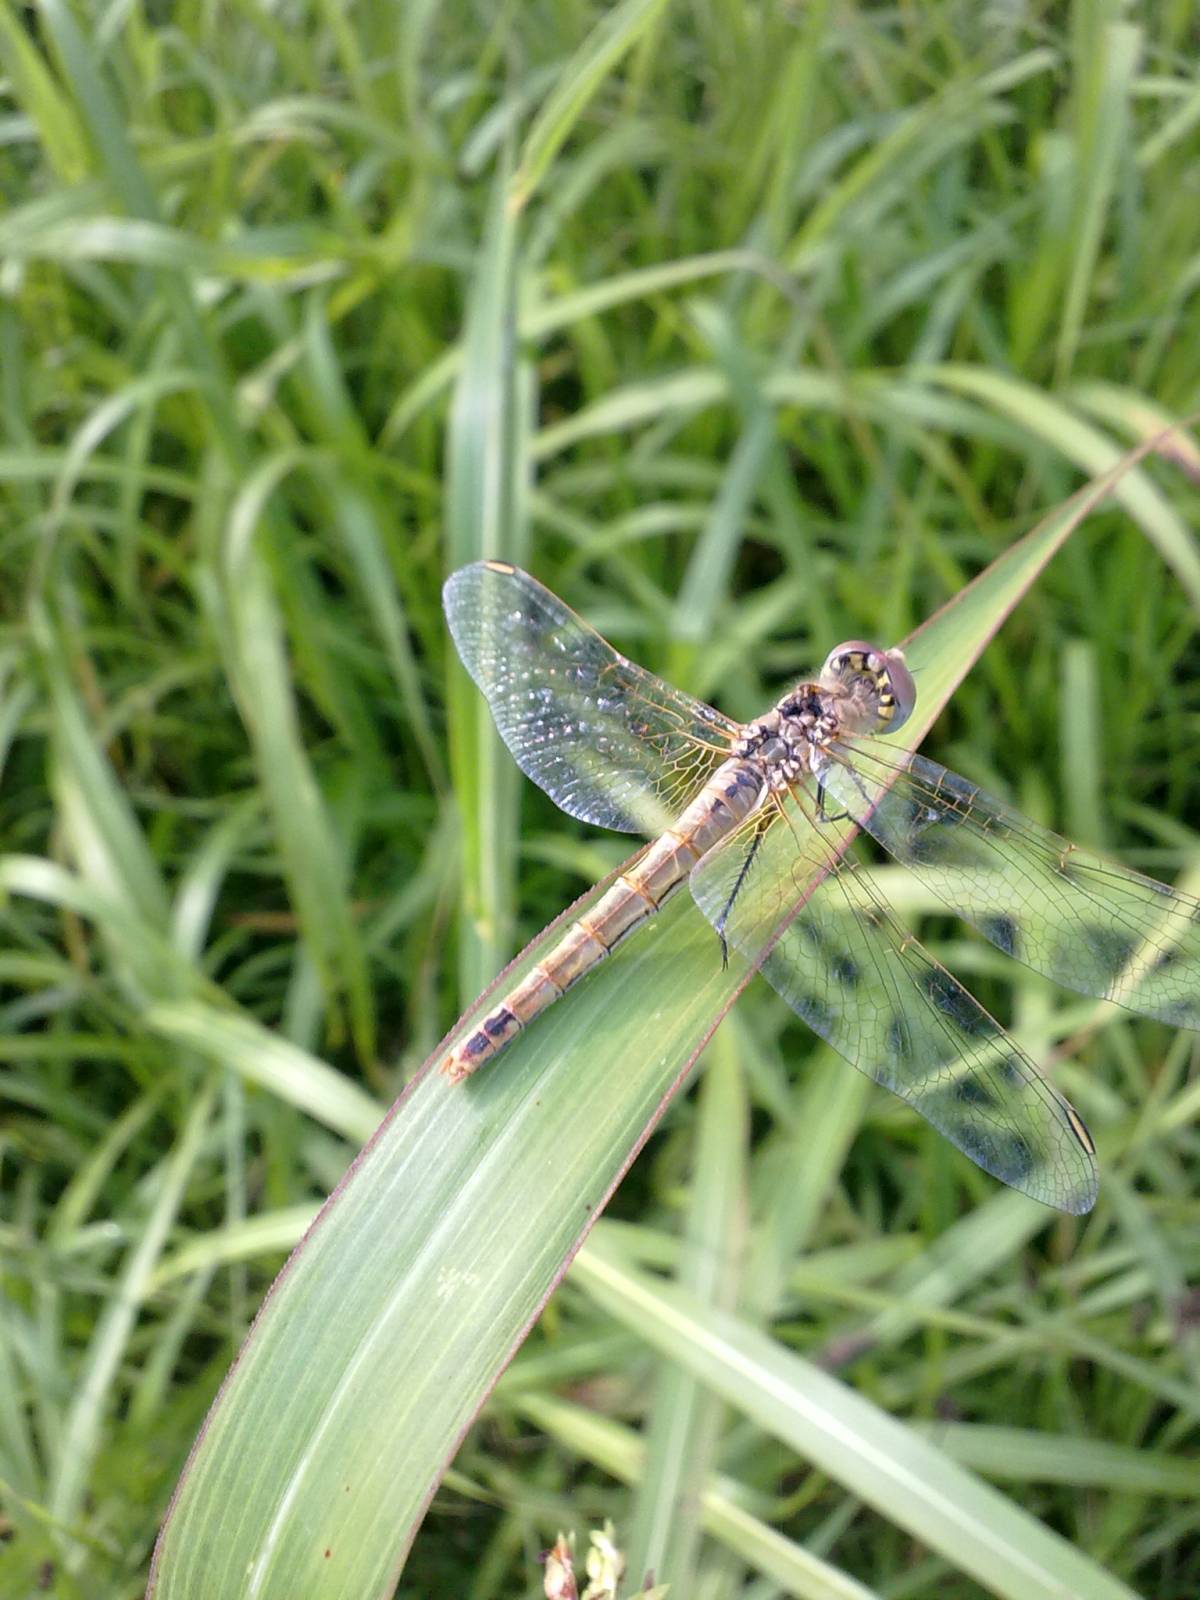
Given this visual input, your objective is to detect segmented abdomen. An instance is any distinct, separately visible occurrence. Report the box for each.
[440,759,763,1081]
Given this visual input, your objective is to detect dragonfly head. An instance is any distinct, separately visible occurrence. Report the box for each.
[819,641,916,735]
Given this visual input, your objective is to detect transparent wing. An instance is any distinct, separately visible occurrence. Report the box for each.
[689,792,1098,1214]
[444,561,738,835]
[818,744,1200,1031]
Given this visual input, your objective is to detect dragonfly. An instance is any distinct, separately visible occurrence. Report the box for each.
[442,561,1200,1214]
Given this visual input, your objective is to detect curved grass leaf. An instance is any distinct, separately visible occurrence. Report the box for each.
[917,368,1200,614]
[149,431,1189,1597]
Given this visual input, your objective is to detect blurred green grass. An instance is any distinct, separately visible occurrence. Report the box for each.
[2,2,1200,1597]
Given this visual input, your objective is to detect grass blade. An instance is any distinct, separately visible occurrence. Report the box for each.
[445,163,527,998]
[571,1247,1139,1600]
[509,0,672,210]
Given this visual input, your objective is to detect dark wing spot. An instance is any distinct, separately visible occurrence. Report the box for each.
[464,1032,491,1059]
[794,992,834,1035]
[998,1055,1024,1088]
[887,1016,913,1060]
[1152,996,1200,1028]
[951,1119,1035,1184]
[1128,947,1200,1025]
[1081,924,1136,977]
[994,1133,1035,1182]
[831,951,860,987]
[954,1075,994,1108]
[921,969,993,1037]
[982,915,1019,958]
[790,916,823,953]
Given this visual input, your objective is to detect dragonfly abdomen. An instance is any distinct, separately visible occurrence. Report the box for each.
[440,758,763,1082]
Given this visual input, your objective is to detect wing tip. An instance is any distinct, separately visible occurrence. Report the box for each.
[1033,1158,1098,1215]
[1059,1181,1099,1216]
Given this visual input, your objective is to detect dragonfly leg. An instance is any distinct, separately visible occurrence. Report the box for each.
[714,818,768,966]
[817,756,878,825]
[815,777,851,824]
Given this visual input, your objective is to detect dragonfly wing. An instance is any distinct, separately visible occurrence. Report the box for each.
[689,794,1098,1213]
[444,561,738,835]
[818,744,1200,1032]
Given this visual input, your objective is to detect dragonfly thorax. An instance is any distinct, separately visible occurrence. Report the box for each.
[732,699,828,790]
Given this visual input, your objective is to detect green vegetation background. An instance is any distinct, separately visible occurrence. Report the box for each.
[2,2,1200,1596]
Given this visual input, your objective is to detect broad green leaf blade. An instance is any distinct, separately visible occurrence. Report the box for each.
[150,434,1184,1597]
[570,1247,1140,1600]
[150,883,748,1598]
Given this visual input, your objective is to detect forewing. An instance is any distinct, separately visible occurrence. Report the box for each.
[444,561,737,834]
[818,744,1200,1031]
[689,793,1098,1214]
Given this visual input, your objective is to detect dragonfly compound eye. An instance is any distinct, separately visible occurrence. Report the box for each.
[820,640,916,734]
